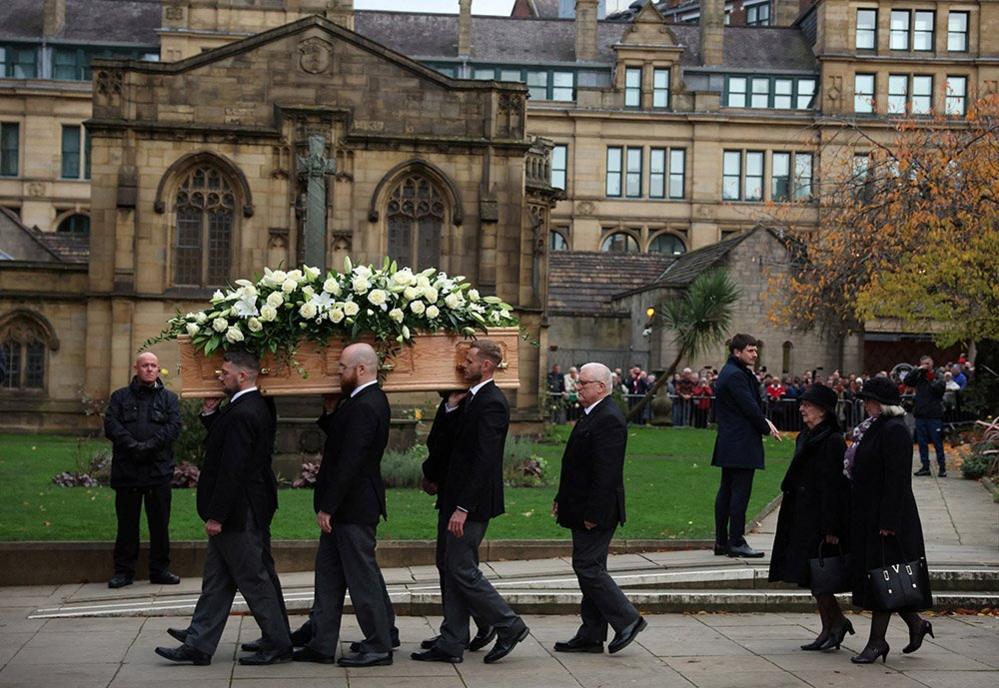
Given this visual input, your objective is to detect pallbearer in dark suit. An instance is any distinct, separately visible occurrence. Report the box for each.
[553,362,646,654]
[411,340,529,665]
[293,342,395,668]
[155,349,291,666]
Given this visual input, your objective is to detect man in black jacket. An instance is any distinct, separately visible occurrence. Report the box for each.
[104,352,182,589]
[411,340,529,665]
[155,349,291,667]
[293,342,395,668]
[553,362,645,654]
[905,356,947,477]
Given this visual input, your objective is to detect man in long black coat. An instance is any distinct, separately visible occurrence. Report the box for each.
[553,362,645,654]
[155,349,291,666]
[712,333,781,558]
[411,340,529,665]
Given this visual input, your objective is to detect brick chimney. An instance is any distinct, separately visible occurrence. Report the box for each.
[43,0,66,37]
[459,0,472,57]
[575,0,599,62]
[700,0,724,66]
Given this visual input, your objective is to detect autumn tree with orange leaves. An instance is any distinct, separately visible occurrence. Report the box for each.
[764,95,999,348]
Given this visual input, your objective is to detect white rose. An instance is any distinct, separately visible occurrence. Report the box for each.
[211,290,225,303]
[186,323,200,336]
[302,285,315,298]
[247,317,263,332]
[270,269,287,283]
[212,317,228,333]
[259,304,278,322]
[416,275,432,290]
[266,291,284,308]
[367,289,388,307]
[353,265,372,278]
[392,268,415,286]
[444,293,462,309]
[343,301,360,317]
[194,312,207,324]
[468,289,480,301]
[281,278,297,293]
[287,269,303,283]
[352,275,371,294]
[299,301,318,320]
[329,309,345,324]
[303,265,321,281]
[323,277,341,295]
[410,300,425,315]
[388,308,404,323]
[403,286,419,301]
[423,287,439,303]
[225,326,244,343]
[426,305,440,319]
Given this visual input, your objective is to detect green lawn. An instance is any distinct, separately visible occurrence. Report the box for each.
[0,427,792,541]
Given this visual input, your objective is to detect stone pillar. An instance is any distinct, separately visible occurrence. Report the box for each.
[458,0,472,58]
[43,0,66,36]
[773,0,800,27]
[700,0,724,66]
[575,0,598,62]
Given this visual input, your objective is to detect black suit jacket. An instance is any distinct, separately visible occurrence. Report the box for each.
[554,396,628,530]
[439,380,508,522]
[314,383,390,525]
[421,397,463,510]
[197,390,278,531]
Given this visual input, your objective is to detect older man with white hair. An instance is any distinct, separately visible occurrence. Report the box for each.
[552,362,645,655]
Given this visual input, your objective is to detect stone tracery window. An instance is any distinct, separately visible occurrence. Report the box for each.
[0,314,50,392]
[385,174,445,270]
[173,165,235,287]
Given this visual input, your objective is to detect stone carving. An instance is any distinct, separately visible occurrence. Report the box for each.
[299,37,333,75]
[575,200,595,216]
[297,134,337,270]
[498,93,524,116]
[26,182,45,198]
[826,76,842,105]
[164,6,183,20]
[96,70,123,98]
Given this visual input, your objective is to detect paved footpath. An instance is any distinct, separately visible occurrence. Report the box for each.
[1,454,996,688]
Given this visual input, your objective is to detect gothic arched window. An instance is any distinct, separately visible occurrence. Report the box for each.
[173,166,236,287]
[385,175,445,270]
[0,312,55,392]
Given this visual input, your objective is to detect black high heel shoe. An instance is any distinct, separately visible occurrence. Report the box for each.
[817,620,855,651]
[801,633,830,651]
[850,642,890,664]
[902,620,934,654]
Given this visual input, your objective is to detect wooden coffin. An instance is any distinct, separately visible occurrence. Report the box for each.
[176,328,521,397]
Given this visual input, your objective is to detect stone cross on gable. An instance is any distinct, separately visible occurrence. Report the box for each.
[297,134,337,270]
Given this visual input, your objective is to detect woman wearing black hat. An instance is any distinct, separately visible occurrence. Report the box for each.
[847,376,933,664]
[769,384,852,651]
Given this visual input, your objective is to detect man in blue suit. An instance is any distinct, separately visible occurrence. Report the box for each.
[712,333,782,558]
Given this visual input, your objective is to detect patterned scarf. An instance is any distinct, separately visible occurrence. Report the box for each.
[843,415,875,479]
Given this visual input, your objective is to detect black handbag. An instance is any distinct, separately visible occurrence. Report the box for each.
[809,540,852,595]
[866,536,928,611]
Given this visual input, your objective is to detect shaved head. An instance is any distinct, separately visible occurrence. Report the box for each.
[134,351,160,384]
[339,342,379,392]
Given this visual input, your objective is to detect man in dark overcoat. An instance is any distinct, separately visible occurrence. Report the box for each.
[553,362,645,654]
[712,333,782,558]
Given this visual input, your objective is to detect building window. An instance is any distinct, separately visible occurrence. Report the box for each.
[722,150,741,200]
[473,68,495,80]
[650,149,667,199]
[745,151,764,201]
[624,67,642,108]
[526,71,548,100]
[773,78,793,109]
[0,315,50,392]
[890,10,910,50]
[781,341,793,375]
[793,153,813,200]
[856,9,877,50]
[606,147,622,197]
[854,73,876,113]
[726,77,747,107]
[651,148,685,199]
[625,147,642,198]
[948,12,969,52]
[745,1,770,26]
[649,233,686,256]
[386,175,445,271]
[888,74,908,115]
[669,149,685,199]
[912,75,933,115]
[172,165,236,287]
[0,44,37,78]
[796,79,816,109]
[552,71,574,101]
[57,214,90,234]
[652,68,670,109]
[60,125,91,180]
[945,76,967,116]
[772,152,791,201]
[726,76,816,110]
[751,78,769,108]
[549,231,568,251]
[551,144,567,190]
[600,232,639,253]
[913,11,935,51]
[0,123,18,177]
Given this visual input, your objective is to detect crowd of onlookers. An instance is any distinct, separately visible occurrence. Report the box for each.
[544,354,977,431]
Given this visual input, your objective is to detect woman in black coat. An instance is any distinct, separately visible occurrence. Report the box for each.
[768,384,852,651]
[847,377,933,664]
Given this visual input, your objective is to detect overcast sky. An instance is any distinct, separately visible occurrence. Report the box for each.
[354,0,632,15]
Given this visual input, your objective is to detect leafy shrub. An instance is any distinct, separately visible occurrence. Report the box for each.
[174,399,208,467]
[52,448,111,487]
[961,452,993,480]
[503,436,550,487]
[381,444,429,488]
[171,461,201,488]
[292,460,321,489]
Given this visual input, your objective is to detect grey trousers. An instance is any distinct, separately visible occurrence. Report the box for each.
[185,511,291,656]
[438,518,522,657]
[571,526,639,642]
[435,510,490,639]
[308,523,393,657]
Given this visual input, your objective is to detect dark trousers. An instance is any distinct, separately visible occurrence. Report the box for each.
[914,417,946,470]
[113,483,171,577]
[435,510,490,639]
[438,519,523,657]
[571,527,640,642]
[308,524,393,657]
[714,467,756,547]
[185,510,291,656]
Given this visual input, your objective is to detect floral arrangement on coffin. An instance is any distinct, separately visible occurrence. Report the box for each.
[150,258,519,359]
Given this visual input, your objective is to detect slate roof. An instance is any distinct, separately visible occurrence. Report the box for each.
[0,208,89,264]
[548,251,673,315]
[36,231,90,263]
[0,0,160,47]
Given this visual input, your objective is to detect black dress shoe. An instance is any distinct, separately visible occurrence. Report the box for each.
[349,629,401,653]
[411,646,462,663]
[241,639,262,652]
[292,646,336,664]
[817,620,854,651]
[800,633,829,651]
[850,642,890,664]
[420,635,441,650]
[713,544,728,556]
[150,571,181,585]
[608,616,647,654]
[155,645,211,665]
[483,624,530,664]
[289,624,312,646]
[238,647,293,665]
[108,574,133,589]
[166,627,189,643]
[469,627,497,651]
[554,637,604,653]
[902,620,934,654]
[338,651,392,667]
[914,467,931,476]
[727,544,765,558]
